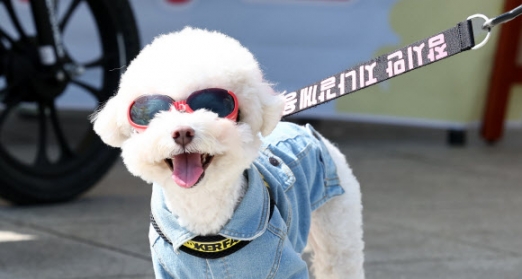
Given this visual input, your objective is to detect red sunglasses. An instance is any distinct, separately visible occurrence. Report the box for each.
[128,88,239,132]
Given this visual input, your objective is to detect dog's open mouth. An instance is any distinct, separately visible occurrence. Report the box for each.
[165,153,214,188]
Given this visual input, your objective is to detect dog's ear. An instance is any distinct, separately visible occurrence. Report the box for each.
[91,95,132,147]
[258,87,286,137]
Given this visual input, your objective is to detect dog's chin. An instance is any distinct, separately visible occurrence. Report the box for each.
[165,153,214,189]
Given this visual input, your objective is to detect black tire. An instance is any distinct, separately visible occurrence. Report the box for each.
[0,0,140,204]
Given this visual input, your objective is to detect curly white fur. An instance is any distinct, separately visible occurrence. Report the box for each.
[92,27,364,279]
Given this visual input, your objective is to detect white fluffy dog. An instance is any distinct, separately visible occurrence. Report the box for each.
[92,27,364,279]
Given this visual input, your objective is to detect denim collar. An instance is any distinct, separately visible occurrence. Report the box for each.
[150,164,271,251]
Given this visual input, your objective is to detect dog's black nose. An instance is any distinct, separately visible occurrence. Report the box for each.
[173,127,195,146]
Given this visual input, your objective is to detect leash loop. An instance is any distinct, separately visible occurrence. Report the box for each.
[482,4,522,30]
[467,14,491,50]
[468,5,522,51]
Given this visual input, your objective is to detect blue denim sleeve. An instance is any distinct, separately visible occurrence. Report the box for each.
[262,121,344,208]
[258,121,345,253]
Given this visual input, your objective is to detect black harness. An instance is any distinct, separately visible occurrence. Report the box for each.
[151,184,275,259]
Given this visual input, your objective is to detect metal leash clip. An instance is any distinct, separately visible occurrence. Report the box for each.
[483,5,522,30]
[467,4,522,50]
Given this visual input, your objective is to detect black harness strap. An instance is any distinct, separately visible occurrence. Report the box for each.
[151,184,275,259]
[282,20,475,117]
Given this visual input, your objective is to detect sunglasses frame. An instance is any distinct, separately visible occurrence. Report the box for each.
[128,88,239,132]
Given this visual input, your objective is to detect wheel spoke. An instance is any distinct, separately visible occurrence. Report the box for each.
[59,0,82,32]
[83,56,106,69]
[0,97,21,136]
[76,52,117,70]
[34,101,50,166]
[70,79,103,101]
[2,0,28,39]
[0,27,15,44]
[0,98,21,160]
[48,102,74,160]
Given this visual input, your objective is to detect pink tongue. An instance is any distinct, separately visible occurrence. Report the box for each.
[172,153,203,188]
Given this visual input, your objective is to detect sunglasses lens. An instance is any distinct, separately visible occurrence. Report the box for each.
[129,95,173,126]
[187,89,235,118]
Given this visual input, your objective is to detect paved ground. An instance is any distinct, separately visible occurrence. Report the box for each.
[1,120,522,279]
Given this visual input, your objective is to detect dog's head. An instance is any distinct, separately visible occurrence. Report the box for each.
[92,27,285,189]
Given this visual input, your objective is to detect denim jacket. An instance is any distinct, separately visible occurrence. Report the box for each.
[149,122,345,279]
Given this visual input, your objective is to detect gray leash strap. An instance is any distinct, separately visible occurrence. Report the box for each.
[282,6,522,117]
